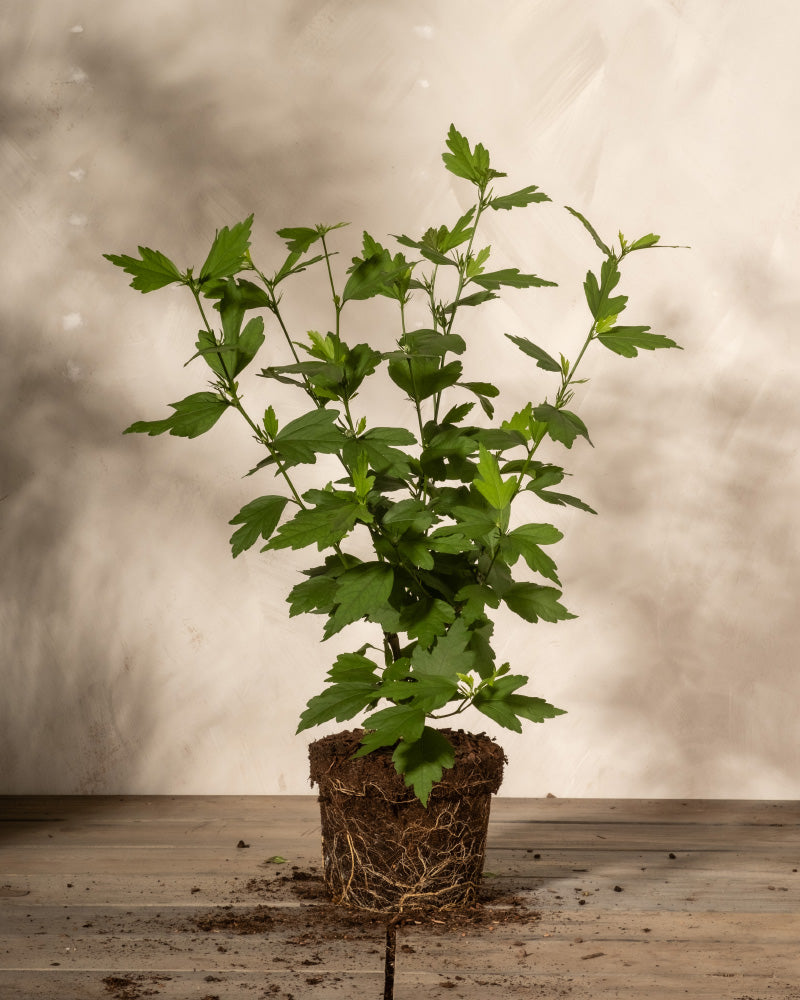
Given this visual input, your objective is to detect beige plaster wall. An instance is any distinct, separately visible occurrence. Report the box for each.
[1,0,798,797]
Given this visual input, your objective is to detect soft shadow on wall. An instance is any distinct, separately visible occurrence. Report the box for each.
[0,7,396,793]
[554,267,800,798]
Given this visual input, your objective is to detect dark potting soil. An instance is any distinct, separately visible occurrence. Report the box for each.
[308,728,506,801]
[308,728,507,910]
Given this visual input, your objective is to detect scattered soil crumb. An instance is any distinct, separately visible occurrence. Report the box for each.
[187,867,539,940]
[102,974,172,999]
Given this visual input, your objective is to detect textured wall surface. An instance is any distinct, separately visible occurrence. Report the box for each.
[2,0,798,797]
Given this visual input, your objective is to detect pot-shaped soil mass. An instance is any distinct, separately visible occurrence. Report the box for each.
[309,729,505,912]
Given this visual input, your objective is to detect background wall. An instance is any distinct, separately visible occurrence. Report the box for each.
[2,0,798,798]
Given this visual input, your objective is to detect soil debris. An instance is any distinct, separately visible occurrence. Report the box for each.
[189,866,539,938]
[102,974,172,999]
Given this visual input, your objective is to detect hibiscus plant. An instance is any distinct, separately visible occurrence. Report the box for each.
[105,125,681,804]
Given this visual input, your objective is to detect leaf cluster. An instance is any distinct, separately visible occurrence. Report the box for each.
[105,125,683,804]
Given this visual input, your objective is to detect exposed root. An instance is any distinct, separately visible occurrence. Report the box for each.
[309,729,505,912]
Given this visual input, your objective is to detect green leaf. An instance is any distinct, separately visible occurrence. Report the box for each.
[449,504,498,539]
[396,538,434,570]
[395,232,458,268]
[530,486,597,515]
[475,677,565,732]
[276,227,318,254]
[382,498,435,537]
[502,582,576,623]
[473,444,516,511]
[193,327,227,378]
[350,450,375,502]
[489,185,551,211]
[202,277,271,309]
[471,268,556,290]
[392,728,455,806]
[325,562,395,637]
[297,680,379,732]
[442,124,504,187]
[328,652,381,683]
[533,404,592,449]
[356,704,427,755]
[342,249,408,303]
[341,343,382,398]
[399,329,466,358]
[443,289,498,311]
[387,357,462,401]
[500,523,562,584]
[454,583,501,624]
[104,247,184,293]
[597,325,682,357]
[426,530,474,555]
[441,401,475,425]
[504,334,561,372]
[410,618,474,679]
[273,249,324,285]
[565,205,612,256]
[583,258,627,322]
[263,405,279,438]
[343,427,416,480]
[629,233,660,251]
[506,522,562,546]
[466,245,492,278]
[199,215,253,282]
[228,316,265,376]
[287,572,338,617]
[228,495,289,558]
[266,492,362,551]
[399,598,456,646]
[272,408,346,467]
[460,381,499,419]
[123,392,229,439]
[439,207,477,252]
[461,381,500,399]
[379,673,458,714]
[275,225,346,255]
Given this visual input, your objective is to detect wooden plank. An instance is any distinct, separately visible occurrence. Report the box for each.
[2,797,799,999]
[3,795,799,825]
[2,853,798,912]
[2,969,800,1000]
[1,908,798,996]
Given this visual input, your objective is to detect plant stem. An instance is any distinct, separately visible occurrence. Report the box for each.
[188,282,306,508]
[320,232,342,344]
[556,322,596,407]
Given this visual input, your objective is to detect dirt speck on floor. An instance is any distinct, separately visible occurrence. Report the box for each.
[188,866,539,939]
[102,974,172,999]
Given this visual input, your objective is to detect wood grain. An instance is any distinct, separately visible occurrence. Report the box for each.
[1,796,798,999]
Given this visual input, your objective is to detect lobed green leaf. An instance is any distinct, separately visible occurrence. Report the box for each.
[504,334,561,372]
[392,727,455,806]
[199,215,254,283]
[324,562,395,638]
[123,392,229,439]
[471,268,556,291]
[597,325,682,358]
[565,206,612,257]
[228,495,289,557]
[271,408,346,467]
[104,246,184,293]
[533,403,592,449]
[502,582,576,624]
[490,185,551,211]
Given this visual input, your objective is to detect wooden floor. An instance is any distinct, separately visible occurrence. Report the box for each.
[1,796,798,999]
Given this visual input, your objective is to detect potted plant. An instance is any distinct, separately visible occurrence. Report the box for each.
[105,125,681,911]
